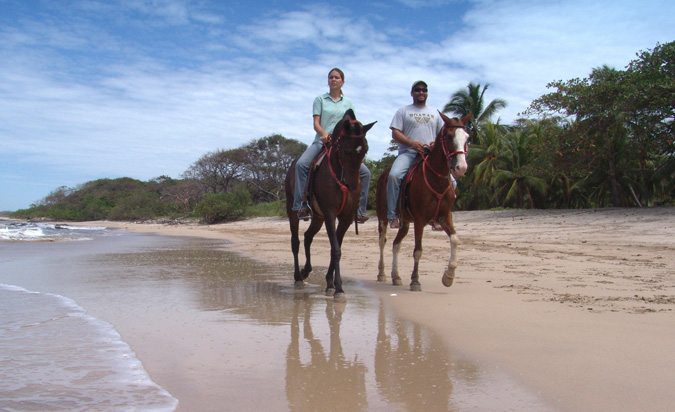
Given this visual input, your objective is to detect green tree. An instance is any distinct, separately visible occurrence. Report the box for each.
[529,67,639,206]
[183,148,246,194]
[527,41,674,207]
[240,134,306,202]
[491,127,548,208]
[623,41,675,205]
[459,122,509,209]
[195,185,252,223]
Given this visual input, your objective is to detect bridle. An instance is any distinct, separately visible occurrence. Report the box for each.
[419,123,468,223]
[425,124,469,179]
[325,121,367,215]
[439,124,469,163]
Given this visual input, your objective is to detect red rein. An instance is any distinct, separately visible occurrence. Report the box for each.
[420,125,468,223]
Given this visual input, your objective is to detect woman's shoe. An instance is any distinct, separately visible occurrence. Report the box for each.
[356,214,369,223]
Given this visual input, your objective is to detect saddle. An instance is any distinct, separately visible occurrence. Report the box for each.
[398,151,445,231]
[398,156,424,218]
[302,147,329,207]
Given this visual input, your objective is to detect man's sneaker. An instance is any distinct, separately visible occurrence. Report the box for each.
[389,217,400,229]
[297,207,311,221]
[356,214,369,224]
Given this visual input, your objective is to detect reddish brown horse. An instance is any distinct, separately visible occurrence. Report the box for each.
[285,109,376,300]
[375,112,471,291]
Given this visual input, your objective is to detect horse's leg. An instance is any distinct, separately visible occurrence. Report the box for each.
[390,223,409,286]
[323,215,340,297]
[377,218,387,282]
[410,219,426,291]
[331,216,352,301]
[300,217,324,283]
[286,163,306,288]
[289,214,303,287]
[440,213,459,287]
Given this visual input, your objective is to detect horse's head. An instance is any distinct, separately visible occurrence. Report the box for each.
[332,109,376,161]
[437,111,471,178]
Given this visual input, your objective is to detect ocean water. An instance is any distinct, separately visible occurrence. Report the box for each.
[0,220,107,241]
[0,222,178,411]
[0,284,177,411]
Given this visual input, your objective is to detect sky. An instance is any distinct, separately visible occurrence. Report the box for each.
[1,0,673,211]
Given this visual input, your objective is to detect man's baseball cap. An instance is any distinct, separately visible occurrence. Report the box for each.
[411,80,428,91]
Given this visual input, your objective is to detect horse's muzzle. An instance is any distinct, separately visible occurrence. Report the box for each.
[450,156,468,177]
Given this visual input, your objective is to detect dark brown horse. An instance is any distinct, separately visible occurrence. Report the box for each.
[375,112,471,291]
[285,109,376,300]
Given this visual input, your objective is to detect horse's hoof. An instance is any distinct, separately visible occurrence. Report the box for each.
[334,292,346,302]
[325,288,336,297]
[442,274,455,287]
[410,283,422,292]
[377,274,386,282]
[294,281,305,289]
[392,278,403,286]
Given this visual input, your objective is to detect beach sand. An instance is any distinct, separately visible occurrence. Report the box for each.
[76,207,675,411]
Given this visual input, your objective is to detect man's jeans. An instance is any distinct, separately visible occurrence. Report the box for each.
[386,150,418,220]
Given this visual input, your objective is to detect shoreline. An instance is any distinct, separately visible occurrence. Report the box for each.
[70,207,674,411]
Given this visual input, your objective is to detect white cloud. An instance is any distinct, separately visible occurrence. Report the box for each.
[1,0,673,209]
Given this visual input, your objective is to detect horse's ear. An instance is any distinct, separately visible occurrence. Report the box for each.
[438,111,452,124]
[363,121,377,133]
[343,109,356,120]
[461,113,473,125]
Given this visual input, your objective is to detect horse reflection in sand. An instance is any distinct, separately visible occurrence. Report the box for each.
[375,302,470,409]
[286,295,367,411]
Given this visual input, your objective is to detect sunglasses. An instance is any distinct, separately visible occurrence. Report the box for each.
[413,88,428,93]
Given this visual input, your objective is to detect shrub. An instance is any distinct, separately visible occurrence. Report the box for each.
[195,186,252,223]
[245,199,285,217]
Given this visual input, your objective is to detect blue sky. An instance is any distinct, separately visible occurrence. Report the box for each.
[1,0,673,211]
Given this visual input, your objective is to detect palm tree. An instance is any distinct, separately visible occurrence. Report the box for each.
[458,122,509,209]
[443,82,507,143]
[490,128,548,208]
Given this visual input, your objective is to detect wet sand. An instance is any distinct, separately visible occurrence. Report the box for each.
[2,232,550,411]
[73,207,675,411]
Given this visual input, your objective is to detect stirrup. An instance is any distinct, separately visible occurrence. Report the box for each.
[297,204,312,221]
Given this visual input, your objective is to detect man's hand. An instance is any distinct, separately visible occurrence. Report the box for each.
[411,141,425,155]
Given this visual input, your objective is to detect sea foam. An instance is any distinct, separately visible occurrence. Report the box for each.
[0,284,178,411]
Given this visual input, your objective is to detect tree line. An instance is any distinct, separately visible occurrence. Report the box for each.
[13,42,673,222]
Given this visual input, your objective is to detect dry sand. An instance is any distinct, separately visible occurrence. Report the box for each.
[82,207,674,411]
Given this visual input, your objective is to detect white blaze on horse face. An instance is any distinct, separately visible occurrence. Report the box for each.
[452,128,469,177]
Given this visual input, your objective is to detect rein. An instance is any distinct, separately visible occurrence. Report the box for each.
[325,129,366,216]
[419,124,468,223]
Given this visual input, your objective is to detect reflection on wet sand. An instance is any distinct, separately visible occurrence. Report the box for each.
[376,302,456,410]
[93,239,544,410]
[286,295,367,411]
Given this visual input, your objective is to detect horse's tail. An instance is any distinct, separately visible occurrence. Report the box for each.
[284,159,298,217]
